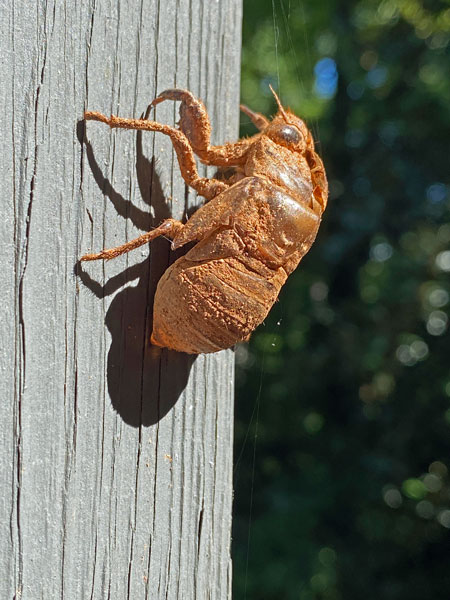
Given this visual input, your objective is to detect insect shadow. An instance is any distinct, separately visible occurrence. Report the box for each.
[75,113,195,427]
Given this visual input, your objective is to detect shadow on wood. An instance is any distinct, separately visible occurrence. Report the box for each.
[75,118,195,427]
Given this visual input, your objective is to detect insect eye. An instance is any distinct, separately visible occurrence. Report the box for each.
[270,125,304,149]
[279,125,300,144]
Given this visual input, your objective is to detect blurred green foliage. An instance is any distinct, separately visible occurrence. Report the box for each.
[234,1,450,598]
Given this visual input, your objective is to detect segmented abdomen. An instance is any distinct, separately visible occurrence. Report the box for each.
[151,247,287,354]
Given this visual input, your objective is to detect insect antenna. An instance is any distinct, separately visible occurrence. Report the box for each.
[269,84,289,122]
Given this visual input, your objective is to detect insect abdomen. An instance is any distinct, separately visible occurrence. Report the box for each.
[151,246,287,354]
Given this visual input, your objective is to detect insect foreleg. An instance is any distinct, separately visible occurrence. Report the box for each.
[84,111,228,201]
[151,89,257,167]
[80,218,184,261]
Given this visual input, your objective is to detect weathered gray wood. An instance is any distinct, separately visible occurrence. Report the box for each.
[1,1,242,598]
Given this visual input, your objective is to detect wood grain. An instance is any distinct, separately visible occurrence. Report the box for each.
[0,1,242,597]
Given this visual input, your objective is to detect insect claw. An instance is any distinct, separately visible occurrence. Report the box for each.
[84,111,110,125]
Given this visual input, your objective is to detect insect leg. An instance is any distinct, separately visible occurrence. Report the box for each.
[80,218,183,261]
[84,111,228,201]
[151,89,257,167]
[239,104,269,131]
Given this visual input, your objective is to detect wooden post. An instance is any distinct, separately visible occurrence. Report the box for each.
[1,1,241,597]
